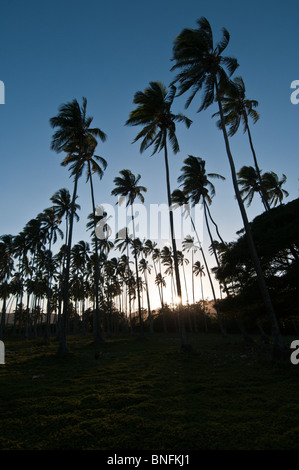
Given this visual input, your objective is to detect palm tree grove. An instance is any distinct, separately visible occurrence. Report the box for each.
[1,12,299,452]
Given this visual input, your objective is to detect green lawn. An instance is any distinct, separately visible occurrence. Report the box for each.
[0,332,298,450]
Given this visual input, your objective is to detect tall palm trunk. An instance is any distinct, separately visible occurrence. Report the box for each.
[203,200,228,297]
[88,161,105,345]
[245,119,270,211]
[163,140,190,349]
[203,200,221,268]
[215,80,286,357]
[205,203,225,244]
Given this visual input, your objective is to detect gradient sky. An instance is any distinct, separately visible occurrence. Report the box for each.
[0,0,298,306]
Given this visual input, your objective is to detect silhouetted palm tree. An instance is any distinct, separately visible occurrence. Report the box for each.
[111,170,147,337]
[237,165,264,207]
[193,260,207,331]
[139,257,154,333]
[0,235,15,339]
[115,227,133,332]
[50,96,106,355]
[177,155,225,272]
[171,189,226,336]
[182,235,198,304]
[262,171,289,207]
[212,76,270,211]
[126,81,192,350]
[50,188,80,245]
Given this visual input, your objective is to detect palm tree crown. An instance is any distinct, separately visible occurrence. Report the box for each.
[126,81,192,155]
[212,76,259,136]
[171,17,238,111]
[50,97,106,155]
[111,169,147,206]
[262,171,289,207]
[177,155,225,206]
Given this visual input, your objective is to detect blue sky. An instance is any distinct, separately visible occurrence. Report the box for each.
[0,0,298,305]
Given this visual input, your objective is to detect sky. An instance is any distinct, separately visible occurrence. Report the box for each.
[0,0,298,307]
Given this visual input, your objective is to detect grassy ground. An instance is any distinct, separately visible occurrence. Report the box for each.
[0,332,299,450]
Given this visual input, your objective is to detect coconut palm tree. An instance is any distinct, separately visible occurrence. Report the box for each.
[237,165,264,208]
[177,155,225,272]
[0,235,15,339]
[50,188,80,246]
[139,257,154,333]
[77,140,108,345]
[22,217,47,338]
[193,260,208,332]
[126,81,192,350]
[50,97,106,355]
[111,169,147,337]
[152,247,165,308]
[37,207,64,252]
[171,17,286,357]
[114,227,133,332]
[182,235,198,304]
[36,207,64,341]
[262,171,289,207]
[155,273,166,308]
[177,250,190,304]
[12,231,30,327]
[212,76,270,211]
[170,188,226,336]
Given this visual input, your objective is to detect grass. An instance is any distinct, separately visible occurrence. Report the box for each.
[0,332,299,450]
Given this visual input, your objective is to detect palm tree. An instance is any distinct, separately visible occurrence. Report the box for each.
[71,241,90,330]
[0,235,15,339]
[126,81,192,350]
[155,273,166,308]
[237,165,264,208]
[182,235,198,304]
[12,231,30,327]
[170,188,226,336]
[177,250,189,304]
[193,261,207,332]
[79,140,107,345]
[171,17,286,357]
[177,155,225,273]
[212,76,270,211]
[262,171,289,207]
[36,207,64,341]
[139,257,154,333]
[22,217,47,337]
[114,227,133,332]
[161,245,180,311]
[50,97,106,355]
[111,169,147,337]
[50,188,80,245]
[38,207,64,252]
